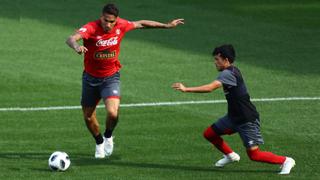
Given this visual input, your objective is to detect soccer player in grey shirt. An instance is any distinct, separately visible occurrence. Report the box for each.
[172,44,295,175]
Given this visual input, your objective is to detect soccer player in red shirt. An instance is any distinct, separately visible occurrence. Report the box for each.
[66,3,184,158]
[172,45,295,175]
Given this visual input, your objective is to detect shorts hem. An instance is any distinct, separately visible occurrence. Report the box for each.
[105,96,121,99]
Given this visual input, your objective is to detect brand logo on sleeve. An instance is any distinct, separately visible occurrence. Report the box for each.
[96,37,118,47]
[79,28,87,32]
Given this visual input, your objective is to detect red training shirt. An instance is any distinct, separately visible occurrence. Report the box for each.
[77,18,135,77]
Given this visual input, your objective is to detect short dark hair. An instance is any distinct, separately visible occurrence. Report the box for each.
[212,44,236,63]
[102,3,119,17]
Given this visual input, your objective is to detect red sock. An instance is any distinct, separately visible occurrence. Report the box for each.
[247,148,286,164]
[203,127,233,155]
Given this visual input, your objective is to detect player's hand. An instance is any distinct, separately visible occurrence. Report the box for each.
[75,46,88,55]
[172,82,187,92]
[166,19,184,28]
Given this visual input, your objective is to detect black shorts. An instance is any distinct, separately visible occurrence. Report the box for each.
[212,115,264,148]
[81,71,120,107]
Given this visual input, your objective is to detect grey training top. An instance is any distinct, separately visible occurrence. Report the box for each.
[217,69,237,87]
[215,66,259,124]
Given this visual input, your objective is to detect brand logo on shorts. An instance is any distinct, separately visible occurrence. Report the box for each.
[113,90,118,94]
[94,50,116,60]
[248,140,254,145]
[96,37,118,47]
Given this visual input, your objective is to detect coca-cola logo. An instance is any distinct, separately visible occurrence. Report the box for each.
[96,37,118,47]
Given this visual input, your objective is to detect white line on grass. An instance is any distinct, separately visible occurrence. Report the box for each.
[0,97,319,112]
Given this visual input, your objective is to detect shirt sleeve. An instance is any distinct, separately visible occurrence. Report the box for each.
[217,70,237,86]
[122,19,135,33]
[77,23,95,39]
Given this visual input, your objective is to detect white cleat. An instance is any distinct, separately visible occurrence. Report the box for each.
[215,152,240,167]
[95,142,105,159]
[279,157,295,175]
[104,136,114,157]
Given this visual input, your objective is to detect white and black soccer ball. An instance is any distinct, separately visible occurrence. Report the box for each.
[48,151,71,171]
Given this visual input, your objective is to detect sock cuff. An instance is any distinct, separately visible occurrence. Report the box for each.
[104,129,113,138]
[203,127,217,139]
[94,133,104,145]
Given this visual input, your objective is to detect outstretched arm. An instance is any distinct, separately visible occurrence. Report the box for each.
[172,80,222,93]
[66,33,88,55]
[133,19,184,29]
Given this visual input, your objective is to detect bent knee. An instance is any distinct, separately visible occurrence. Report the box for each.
[84,115,95,122]
[247,149,260,161]
[203,127,218,140]
[83,112,96,122]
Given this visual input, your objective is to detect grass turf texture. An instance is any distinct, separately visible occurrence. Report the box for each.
[0,0,320,179]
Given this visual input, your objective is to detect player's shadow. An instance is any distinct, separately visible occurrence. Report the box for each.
[0,152,50,160]
[0,152,277,173]
[0,152,120,160]
[73,155,277,174]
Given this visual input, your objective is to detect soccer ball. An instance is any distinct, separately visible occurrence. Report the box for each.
[48,151,71,171]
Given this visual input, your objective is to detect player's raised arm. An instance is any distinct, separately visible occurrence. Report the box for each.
[172,80,222,93]
[132,18,184,29]
[66,33,88,55]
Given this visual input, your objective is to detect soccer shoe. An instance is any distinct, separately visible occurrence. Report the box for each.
[104,136,114,157]
[95,142,105,159]
[215,152,240,167]
[279,157,295,175]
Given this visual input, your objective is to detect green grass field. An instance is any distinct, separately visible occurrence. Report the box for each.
[0,0,320,179]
